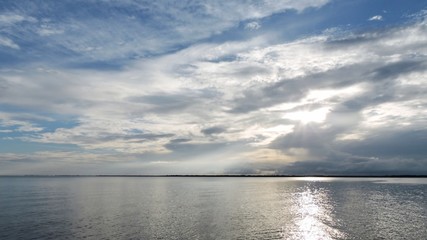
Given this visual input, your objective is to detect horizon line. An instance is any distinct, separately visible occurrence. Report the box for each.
[1,174,427,178]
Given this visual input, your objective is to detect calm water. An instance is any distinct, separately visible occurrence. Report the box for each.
[0,177,426,240]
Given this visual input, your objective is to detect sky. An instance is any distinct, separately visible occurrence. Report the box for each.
[1,0,427,175]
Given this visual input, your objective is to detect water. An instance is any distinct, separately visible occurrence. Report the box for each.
[0,177,426,240]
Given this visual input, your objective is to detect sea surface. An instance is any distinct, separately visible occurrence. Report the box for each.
[0,177,426,240]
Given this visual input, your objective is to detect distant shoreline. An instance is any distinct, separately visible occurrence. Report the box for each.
[1,175,427,178]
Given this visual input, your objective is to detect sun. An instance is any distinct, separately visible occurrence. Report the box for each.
[284,107,330,124]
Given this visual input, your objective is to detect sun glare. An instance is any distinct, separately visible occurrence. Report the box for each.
[290,187,345,240]
[284,107,330,124]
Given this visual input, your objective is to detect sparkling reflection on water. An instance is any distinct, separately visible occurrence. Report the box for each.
[0,177,426,240]
[287,186,345,240]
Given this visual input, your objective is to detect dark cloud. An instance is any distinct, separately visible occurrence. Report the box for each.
[338,130,427,158]
[264,60,427,175]
[0,157,39,164]
[270,124,331,150]
[224,153,400,175]
[163,140,249,162]
[165,141,226,153]
[223,166,259,175]
[268,122,427,174]
[278,150,427,175]
[326,35,375,47]
[229,77,307,113]
[127,88,220,113]
[169,138,191,143]
[128,94,196,112]
[67,60,125,71]
[201,126,226,135]
[122,133,174,142]
[68,132,174,144]
[275,157,427,175]
[0,77,9,92]
[371,60,426,80]
[228,63,373,114]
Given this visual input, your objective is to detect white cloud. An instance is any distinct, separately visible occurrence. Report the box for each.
[0,36,19,49]
[368,15,383,21]
[0,112,48,133]
[245,21,261,30]
[361,99,427,129]
[0,119,43,132]
[0,13,36,25]
[37,27,64,36]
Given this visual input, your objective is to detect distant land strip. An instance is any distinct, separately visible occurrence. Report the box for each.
[1,175,427,178]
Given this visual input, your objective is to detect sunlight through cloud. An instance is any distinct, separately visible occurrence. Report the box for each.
[283,108,330,124]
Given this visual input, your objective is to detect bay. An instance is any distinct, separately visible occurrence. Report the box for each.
[1,177,426,239]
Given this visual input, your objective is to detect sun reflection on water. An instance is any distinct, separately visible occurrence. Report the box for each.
[287,186,345,240]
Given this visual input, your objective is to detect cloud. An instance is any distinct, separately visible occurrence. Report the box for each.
[0,0,330,66]
[371,60,425,80]
[0,113,44,132]
[245,21,261,30]
[4,15,426,160]
[37,26,64,36]
[201,126,226,135]
[127,89,220,114]
[0,3,426,174]
[230,16,426,174]
[0,36,19,49]
[368,15,383,21]
[0,13,36,25]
